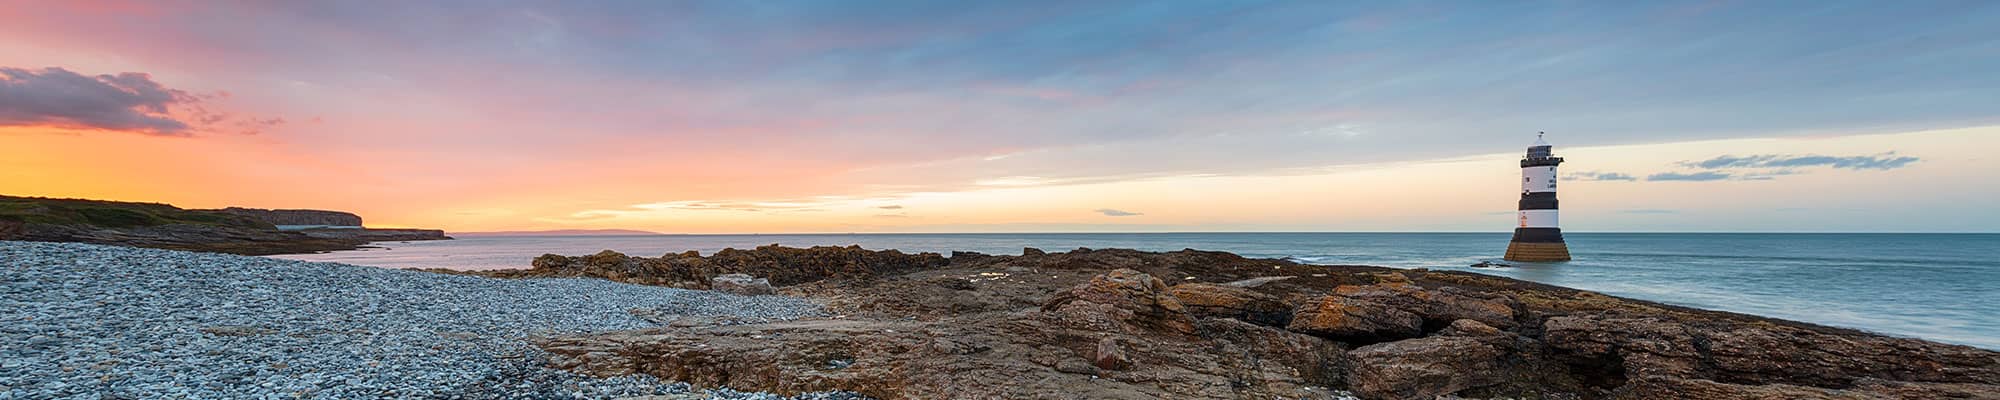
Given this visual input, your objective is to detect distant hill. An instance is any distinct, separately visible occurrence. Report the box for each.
[1,195,275,229]
[454,229,663,237]
[0,194,447,255]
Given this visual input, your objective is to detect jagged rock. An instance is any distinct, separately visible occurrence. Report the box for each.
[1610,376,1872,400]
[711,273,775,296]
[523,246,2000,400]
[1041,269,1196,335]
[1194,318,1346,387]
[1542,316,1703,379]
[1286,295,1421,342]
[1438,319,1504,337]
[1022,247,1046,256]
[1612,376,2000,400]
[212,207,363,226]
[1167,282,1291,326]
[540,314,1342,400]
[1333,282,1520,329]
[1702,325,2000,388]
[1347,335,1506,400]
[498,245,950,289]
[949,251,991,262]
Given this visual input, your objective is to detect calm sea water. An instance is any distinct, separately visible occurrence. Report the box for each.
[275,233,2000,349]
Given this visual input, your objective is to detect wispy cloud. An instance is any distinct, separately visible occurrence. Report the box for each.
[1095,208,1143,217]
[877,205,904,210]
[1647,171,1733,181]
[1564,171,1637,181]
[1680,153,1919,170]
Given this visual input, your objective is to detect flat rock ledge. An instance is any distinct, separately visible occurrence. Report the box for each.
[520,246,2000,400]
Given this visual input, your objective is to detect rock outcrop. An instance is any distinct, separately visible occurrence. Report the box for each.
[1286,296,1423,343]
[209,207,363,226]
[710,273,775,296]
[1168,282,1292,326]
[487,245,949,289]
[1347,335,1506,398]
[515,246,2000,400]
[1040,268,1196,335]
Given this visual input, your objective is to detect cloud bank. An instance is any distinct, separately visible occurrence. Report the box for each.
[1641,152,1922,182]
[0,67,200,135]
[1095,209,1143,217]
[1564,171,1637,181]
[1681,153,1919,170]
[0,66,282,136]
[1647,171,1734,182]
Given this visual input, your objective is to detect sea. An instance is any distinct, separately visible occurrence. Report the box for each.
[275,232,2000,350]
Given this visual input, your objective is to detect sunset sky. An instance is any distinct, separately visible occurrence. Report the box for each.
[3,1,1996,233]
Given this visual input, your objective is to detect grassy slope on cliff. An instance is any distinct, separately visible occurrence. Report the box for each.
[0,195,275,229]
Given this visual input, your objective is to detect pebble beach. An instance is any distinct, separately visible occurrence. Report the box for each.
[0,241,861,400]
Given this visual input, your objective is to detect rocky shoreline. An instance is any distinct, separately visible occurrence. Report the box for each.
[7,241,1995,399]
[497,245,1999,399]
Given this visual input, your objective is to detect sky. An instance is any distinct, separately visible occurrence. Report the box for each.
[1,1,1996,233]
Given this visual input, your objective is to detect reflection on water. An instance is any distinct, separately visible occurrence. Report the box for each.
[275,232,2000,349]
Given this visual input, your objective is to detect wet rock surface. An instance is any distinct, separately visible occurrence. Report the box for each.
[522,246,1999,400]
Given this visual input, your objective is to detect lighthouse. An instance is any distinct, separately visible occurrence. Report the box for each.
[1505,132,1572,262]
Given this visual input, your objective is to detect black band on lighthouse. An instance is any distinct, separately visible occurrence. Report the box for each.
[1511,227,1565,243]
[1519,192,1558,210]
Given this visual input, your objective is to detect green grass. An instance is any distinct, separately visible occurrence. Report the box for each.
[0,195,275,230]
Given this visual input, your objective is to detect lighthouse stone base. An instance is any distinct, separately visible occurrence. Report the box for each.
[1504,241,1571,262]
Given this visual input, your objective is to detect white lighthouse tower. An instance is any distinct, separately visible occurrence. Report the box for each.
[1505,132,1571,262]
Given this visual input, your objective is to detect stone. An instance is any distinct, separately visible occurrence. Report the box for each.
[1438,319,1503,337]
[710,274,775,296]
[1541,315,1703,379]
[1041,269,1196,335]
[1285,296,1422,342]
[1193,318,1346,387]
[199,325,274,337]
[1053,359,1096,375]
[1609,376,1870,400]
[1332,283,1520,329]
[1347,336,1505,400]
[1167,282,1291,326]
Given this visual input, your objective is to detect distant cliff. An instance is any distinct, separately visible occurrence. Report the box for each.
[211,207,363,227]
[0,195,447,255]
